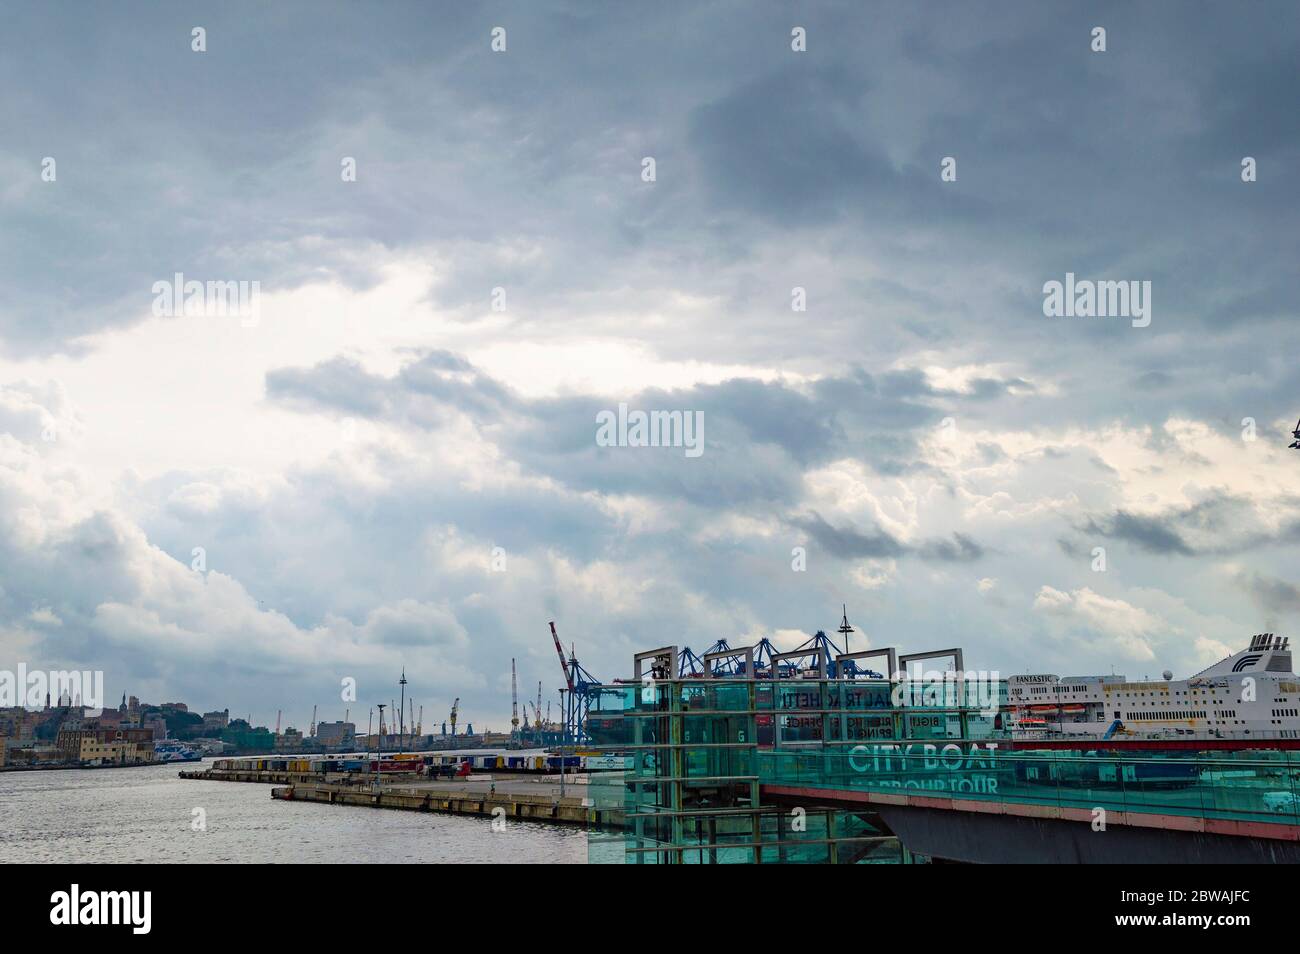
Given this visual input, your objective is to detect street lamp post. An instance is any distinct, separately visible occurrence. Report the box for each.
[398,670,407,756]
[559,688,567,798]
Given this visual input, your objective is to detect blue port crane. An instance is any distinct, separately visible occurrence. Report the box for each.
[674,613,882,681]
[680,638,784,677]
[752,637,793,677]
[786,630,841,675]
[677,646,706,677]
[780,608,883,679]
[701,638,738,676]
[549,621,601,743]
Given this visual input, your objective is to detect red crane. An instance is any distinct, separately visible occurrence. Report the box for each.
[550,621,573,692]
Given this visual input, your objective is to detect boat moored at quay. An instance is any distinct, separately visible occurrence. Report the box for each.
[1007,634,1300,745]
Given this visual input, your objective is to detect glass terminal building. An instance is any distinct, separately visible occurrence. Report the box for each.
[583,643,1300,864]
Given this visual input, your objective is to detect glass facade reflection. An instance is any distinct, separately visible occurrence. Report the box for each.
[585,673,1300,863]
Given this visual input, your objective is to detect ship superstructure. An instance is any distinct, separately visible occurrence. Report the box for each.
[1006,633,1300,741]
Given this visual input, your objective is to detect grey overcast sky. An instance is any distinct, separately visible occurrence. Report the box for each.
[1,1,1298,730]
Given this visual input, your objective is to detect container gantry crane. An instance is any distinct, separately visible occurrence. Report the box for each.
[511,658,520,734]
[548,621,601,743]
[677,646,705,676]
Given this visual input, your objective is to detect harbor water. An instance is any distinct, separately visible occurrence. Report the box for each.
[0,760,587,864]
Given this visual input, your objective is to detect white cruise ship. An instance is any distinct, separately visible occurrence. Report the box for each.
[1006,633,1300,741]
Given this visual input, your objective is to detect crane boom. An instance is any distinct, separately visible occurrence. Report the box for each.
[550,621,574,691]
[511,658,520,731]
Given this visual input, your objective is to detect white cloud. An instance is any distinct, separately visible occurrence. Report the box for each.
[1032,585,1162,662]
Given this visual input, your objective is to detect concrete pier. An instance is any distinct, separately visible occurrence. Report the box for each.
[272,779,620,827]
[179,768,318,784]
[181,768,623,828]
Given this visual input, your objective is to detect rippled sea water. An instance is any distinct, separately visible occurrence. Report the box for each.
[0,761,588,863]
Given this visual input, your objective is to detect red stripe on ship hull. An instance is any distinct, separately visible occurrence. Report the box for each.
[1004,737,1300,751]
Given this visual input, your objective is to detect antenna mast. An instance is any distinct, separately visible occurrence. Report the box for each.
[837,604,855,655]
[398,670,407,751]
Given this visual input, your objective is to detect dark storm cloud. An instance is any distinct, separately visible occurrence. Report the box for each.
[266,352,518,427]
[265,358,394,418]
[918,533,985,562]
[266,348,1006,507]
[1236,571,1300,616]
[1,0,1294,370]
[1074,492,1300,557]
[1083,510,1196,556]
[789,511,984,563]
[686,63,988,228]
[788,511,907,559]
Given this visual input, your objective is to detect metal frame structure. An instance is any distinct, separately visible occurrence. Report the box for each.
[703,644,755,679]
[896,647,968,737]
[836,646,899,680]
[752,637,784,674]
[771,646,826,679]
[898,647,964,674]
[633,646,678,683]
[677,646,705,677]
[591,632,992,864]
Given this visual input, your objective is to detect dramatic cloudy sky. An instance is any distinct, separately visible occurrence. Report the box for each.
[1,2,1297,730]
